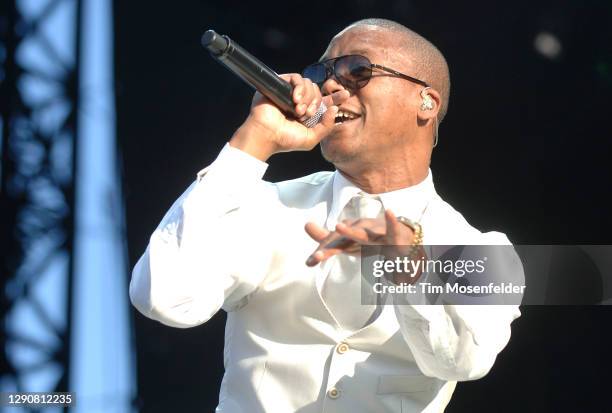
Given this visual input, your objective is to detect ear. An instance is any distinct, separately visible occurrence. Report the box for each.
[416,87,441,122]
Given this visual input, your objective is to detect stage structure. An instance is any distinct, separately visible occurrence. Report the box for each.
[2,0,135,411]
[0,0,82,406]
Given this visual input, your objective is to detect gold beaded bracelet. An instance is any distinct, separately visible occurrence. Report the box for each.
[396,216,424,259]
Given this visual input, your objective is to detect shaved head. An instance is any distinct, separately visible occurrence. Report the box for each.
[338,18,451,122]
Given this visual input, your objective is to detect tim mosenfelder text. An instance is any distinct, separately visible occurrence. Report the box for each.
[369,256,526,296]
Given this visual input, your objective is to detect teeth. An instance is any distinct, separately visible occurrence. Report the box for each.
[339,112,354,119]
[336,110,357,120]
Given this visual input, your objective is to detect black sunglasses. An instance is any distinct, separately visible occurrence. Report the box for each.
[302,54,429,91]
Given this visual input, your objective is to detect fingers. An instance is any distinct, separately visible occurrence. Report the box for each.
[271,74,352,151]
[306,247,343,267]
[306,219,381,267]
[280,73,350,132]
[305,213,417,267]
[312,104,338,132]
[285,74,349,120]
[297,78,315,117]
[306,250,325,266]
[304,222,330,242]
[282,73,303,98]
[306,238,356,266]
[304,222,344,266]
[305,83,322,118]
[385,209,399,243]
[385,209,413,245]
[324,89,351,107]
[297,102,337,149]
[335,221,371,244]
[283,74,319,118]
[305,222,359,266]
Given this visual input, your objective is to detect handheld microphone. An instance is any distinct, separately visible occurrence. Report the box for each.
[201,29,326,128]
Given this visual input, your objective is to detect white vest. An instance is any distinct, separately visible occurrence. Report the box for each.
[218,172,455,413]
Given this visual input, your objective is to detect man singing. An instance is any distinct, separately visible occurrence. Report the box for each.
[130,18,521,412]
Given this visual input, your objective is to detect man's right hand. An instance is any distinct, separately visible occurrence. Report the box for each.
[229,73,350,161]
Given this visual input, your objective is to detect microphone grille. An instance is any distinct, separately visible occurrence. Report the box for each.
[302,102,327,128]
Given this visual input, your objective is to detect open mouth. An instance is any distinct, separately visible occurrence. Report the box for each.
[334,109,360,125]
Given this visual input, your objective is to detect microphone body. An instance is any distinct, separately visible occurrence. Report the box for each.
[202,30,326,128]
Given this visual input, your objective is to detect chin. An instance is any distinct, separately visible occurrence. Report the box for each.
[320,137,360,165]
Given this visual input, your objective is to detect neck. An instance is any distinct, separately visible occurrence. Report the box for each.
[337,155,430,194]
[332,131,434,193]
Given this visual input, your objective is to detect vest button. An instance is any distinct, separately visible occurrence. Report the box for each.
[327,387,340,399]
[336,342,350,354]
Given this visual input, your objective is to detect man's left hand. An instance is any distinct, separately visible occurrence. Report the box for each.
[305,209,415,266]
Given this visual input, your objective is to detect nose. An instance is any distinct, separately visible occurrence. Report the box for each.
[321,76,347,96]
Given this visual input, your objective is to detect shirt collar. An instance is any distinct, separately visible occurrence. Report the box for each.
[325,169,437,230]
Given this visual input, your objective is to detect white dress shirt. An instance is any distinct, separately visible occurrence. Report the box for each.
[129,143,522,413]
